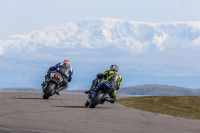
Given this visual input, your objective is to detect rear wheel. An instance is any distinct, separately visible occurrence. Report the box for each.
[89,90,104,108]
[43,83,55,99]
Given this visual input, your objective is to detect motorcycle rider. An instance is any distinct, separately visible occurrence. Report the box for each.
[41,60,73,95]
[85,64,122,103]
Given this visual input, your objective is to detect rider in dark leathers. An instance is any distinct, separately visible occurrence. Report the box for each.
[41,60,73,94]
[85,64,122,103]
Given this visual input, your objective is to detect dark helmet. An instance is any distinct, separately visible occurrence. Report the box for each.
[110,64,118,71]
[63,60,70,65]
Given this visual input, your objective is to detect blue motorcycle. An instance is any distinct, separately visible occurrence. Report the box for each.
[85,79,113,108]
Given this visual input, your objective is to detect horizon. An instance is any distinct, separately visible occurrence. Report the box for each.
[1,83,200,90]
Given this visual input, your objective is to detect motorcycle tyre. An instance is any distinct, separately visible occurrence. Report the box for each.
[89,90,104,108]
[43,83,55,99]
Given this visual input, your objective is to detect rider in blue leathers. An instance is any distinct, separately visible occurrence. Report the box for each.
[41,60,73,94]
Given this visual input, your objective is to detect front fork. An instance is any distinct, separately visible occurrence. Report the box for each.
[43,80,61,94]
[87,92,93,104]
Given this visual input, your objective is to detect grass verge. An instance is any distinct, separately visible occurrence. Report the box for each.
[118,96,200,120]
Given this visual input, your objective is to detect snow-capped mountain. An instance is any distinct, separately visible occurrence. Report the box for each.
[1,18,200,89]
[1,18,200,57]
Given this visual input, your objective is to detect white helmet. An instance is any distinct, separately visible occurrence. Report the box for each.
[110,64,118,71]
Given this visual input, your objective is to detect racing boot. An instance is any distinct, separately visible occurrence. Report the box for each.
[109,97,116,103]
[84,90,92,94]
[84,79,97,94]
[109,96,116,103]
[108,90,117,103]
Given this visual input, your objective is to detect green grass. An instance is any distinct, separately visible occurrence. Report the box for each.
[118,96,200,120]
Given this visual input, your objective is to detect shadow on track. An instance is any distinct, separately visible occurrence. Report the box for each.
[53,106,109,109]
[53,106,86,108]
[13,98,43,100]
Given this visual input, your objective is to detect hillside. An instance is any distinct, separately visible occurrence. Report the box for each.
[1,85,200,96]
[118,84,200,96]
[0,88,41,92]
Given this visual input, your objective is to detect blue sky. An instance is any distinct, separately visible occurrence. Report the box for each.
[1,0,200,39]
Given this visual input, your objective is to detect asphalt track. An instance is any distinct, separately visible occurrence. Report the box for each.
[0,92,200,133]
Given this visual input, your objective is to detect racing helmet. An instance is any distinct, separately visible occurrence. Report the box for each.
[63,60,70,65]
[110,64,118,71]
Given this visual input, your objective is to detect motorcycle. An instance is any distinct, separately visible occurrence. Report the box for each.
[85,80,113,108]
[42,72,64,99]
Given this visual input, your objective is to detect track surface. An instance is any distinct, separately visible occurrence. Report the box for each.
[0,92,200,133]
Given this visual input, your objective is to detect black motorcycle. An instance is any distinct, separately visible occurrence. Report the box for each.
[85,80,113,108]
[42,72,64,99]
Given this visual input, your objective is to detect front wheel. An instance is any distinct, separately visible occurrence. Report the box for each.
[89,90,104,108]
[43,83,55,99]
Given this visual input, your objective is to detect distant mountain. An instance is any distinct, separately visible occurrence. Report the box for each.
[0,88,41,92]
[1,85,200,96]
[1,18,200,58]
[0,18,200,89]
[118,84,200,96]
